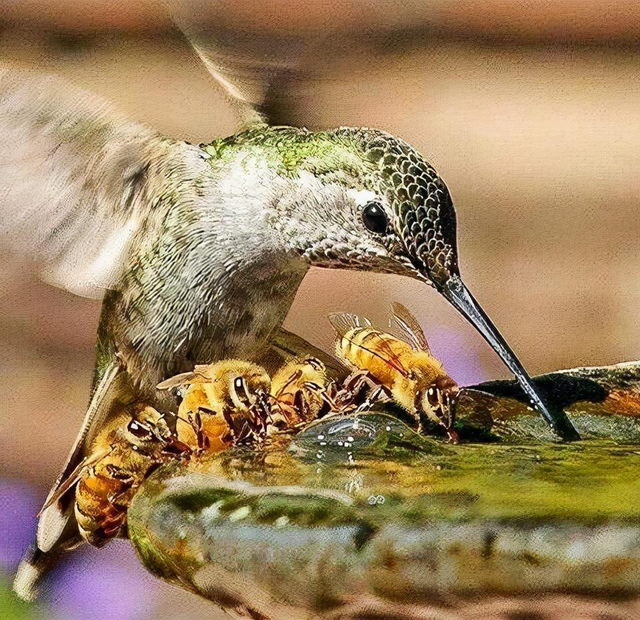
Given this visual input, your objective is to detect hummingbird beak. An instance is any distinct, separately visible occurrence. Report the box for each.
[438,274,580,441]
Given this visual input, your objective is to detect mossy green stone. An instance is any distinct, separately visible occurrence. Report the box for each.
[127,364,640,617]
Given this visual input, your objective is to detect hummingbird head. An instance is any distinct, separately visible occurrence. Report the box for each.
[335,127,459,288]
[254,127,458,286]
[242,125,578,440]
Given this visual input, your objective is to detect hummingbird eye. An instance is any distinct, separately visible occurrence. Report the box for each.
[361,202,389,235]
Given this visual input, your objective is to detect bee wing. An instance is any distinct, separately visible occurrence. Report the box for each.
[36,361,133,553]
[262,328,350,378]
[157,371,199,390]
[390,302,431,353]
[366,333,410,377]
[328,312,408,377]
[193,364,217,378]
[0,68,194,298]
[327,312,372,337]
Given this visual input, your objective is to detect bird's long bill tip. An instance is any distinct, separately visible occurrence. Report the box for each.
[439,275,581,441]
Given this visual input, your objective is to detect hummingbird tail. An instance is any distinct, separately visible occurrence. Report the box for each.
[13,543,60,602]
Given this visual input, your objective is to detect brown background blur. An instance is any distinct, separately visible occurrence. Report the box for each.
[0,1,639,618]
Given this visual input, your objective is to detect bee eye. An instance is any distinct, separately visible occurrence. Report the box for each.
[127,419,153,440]
[362,202,389,235]
[232,376,254,407]
[426,387,439,407]
[305,357,324,371]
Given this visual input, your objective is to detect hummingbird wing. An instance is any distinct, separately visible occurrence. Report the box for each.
[14,359,134,601]
[36,360,134,553]
[0,68,187,298]
[163,0,330,126]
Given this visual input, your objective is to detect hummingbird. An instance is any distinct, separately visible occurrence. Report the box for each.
[5,3,579,601]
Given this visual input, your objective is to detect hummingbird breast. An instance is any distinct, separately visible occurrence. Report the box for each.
[100,239,309,403]
[95,147,316,404]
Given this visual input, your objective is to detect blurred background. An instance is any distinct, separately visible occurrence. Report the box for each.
[0,1,639,618]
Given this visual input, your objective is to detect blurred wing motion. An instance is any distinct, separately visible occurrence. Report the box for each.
[164,0,333,125]
[0,68,184,298]
[390,301,431,352]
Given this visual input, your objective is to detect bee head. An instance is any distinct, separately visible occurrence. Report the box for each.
[125,406,170,448]
[420,378,459,432]
[227,367,271,411]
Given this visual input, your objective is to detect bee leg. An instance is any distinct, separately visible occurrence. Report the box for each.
[191,412,210,452]
[356,384,392,413]
[221,406,245,444]
[104,464,135,486]
[100,508,127,541]
[342,370,368,392]
[333,373,361,409]
[271,401,299,429]
[263,394,288,429]
[197,406,217,415]
[343,371,388,411]
[250,394,271,439]
[286,389,304,420]
[446,428,460,444]
[317,388,341,413]
[346,370,375,397]
[162,437,192,458]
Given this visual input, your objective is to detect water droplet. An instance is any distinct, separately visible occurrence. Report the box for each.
[228,506,251,522]
[274,515,290,528]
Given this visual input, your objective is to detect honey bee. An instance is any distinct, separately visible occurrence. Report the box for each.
[329,302,459,440]
[157,360,272,451]
[40,404,181,548]
[269,357,328,429]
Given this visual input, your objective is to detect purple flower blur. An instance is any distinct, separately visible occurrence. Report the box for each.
[0,479,40,572]
[48,543,160,620]
[0,478,159,620]
[427,325,490,386]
